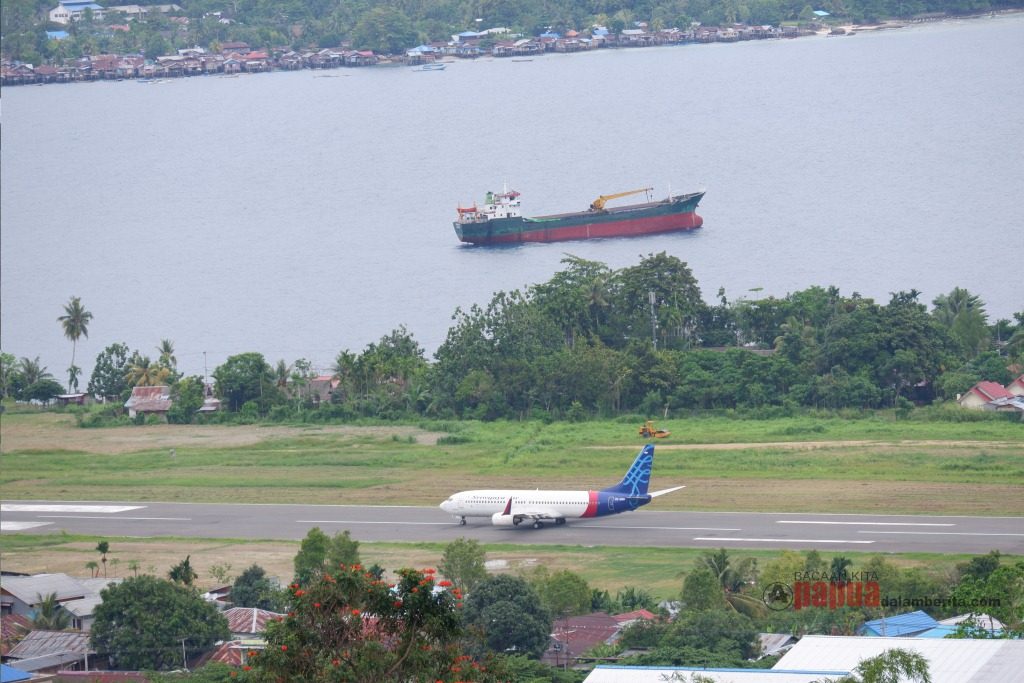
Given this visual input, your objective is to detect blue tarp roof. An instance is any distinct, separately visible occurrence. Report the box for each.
[813,10,831,16]
[858,610,938,637]
[47,30,70,39]
[1,664,32,683]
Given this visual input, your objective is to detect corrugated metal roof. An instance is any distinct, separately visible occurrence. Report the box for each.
[223,607,285,635]
[584,667,848,683]
[8,630,91,659]
[1,574,86,605]
[774,635,1024,683]
[858,609,937,636]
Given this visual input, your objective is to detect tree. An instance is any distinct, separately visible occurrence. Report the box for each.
[58,296,93,391]
[31,592,71,630]
[168,375,205,424]
[168,555,198,585]
[125,353,171,387]
[663,608,760,660]
[0,352,18,398]
[212,352,278,412]
[462,575,552,659]
[97,540,110,578]
[15,356,54,400]
[88,343,132,402]
[157,339,177,369]
[530,567,592,618]
[351,6,418,54]
[697,548,765,617]
[681,566,727,611]
[90,575,229,671]
[933,287,989,360]
[838,647,931,683]
[246,565,502,682]
[293,527,361,586]
[439,537,488,593]
[232,564,286,611]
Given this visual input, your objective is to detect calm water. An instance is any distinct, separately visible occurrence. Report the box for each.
[3,15,1023,381]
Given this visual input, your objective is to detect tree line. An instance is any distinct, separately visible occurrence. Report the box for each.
[4,0,1022,66]
[1,253,1021,421]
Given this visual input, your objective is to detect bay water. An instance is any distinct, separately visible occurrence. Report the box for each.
[2,15,1022,381]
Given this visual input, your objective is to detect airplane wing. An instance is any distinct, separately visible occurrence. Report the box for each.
[649,485,685,498]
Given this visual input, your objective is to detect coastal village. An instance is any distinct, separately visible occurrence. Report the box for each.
[0,0,847,86]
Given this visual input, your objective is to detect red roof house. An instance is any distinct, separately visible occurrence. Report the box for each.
[959,381,1014,410]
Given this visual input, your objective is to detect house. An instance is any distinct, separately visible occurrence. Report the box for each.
[49,2,105,25]
[856,609,937,637]
[758,632,799,658]
[5,630,93,675]
[55,392,89,406]
[958,380,1015,410]
[542,612,620,667]
[1007,374,1024,396]
[584,667,847,682]
[123,385,171,418]
[1,574,86,618]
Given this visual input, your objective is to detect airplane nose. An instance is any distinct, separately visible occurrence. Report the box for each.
[439,500,451,513]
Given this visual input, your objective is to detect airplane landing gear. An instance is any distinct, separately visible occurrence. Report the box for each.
[555,518,566,526]
[533,521,544,529]
[459,517,466,526]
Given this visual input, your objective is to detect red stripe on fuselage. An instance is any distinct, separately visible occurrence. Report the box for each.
[582,490,599,518]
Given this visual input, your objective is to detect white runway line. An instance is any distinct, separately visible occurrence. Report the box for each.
[576,525,743,531]
[299,520,453,526]
[777,520,955,526]
[39,515,190,521]
[859,530,1024,537]
[1,521,53,531]
[694,537,874,544]
[1,504,144,513]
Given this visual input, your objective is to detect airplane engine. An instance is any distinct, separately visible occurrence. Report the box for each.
[491,513,519,527]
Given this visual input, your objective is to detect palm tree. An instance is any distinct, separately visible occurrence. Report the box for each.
[128,560,140,577]
[67,365,82,393]
[31,592,71,631]
[97,540,110,578]
[85,560,99,578]
[156,339,177,369]
[932,287,989,359]
[58,296,93,391]
[168,555,198,585]
[698,548,766,618]
[831,556,853,586]
[18,356,53,386]
[274,359,291,388]
[125,354,171,387]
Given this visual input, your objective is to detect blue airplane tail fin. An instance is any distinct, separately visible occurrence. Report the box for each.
[602,444,654,496]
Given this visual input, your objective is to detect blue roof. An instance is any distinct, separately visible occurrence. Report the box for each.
[61,1,104,8]
[858,610,938,637]
[47,30,70,39]
[1,664,32,683]
[591,666,851,675]
[813,10,831,16]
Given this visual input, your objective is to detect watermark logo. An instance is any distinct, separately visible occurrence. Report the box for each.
[763,582,794,611]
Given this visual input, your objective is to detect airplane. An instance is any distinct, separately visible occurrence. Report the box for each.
[438,444,683,529]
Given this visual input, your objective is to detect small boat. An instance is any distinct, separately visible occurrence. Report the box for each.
[413,63,446,71]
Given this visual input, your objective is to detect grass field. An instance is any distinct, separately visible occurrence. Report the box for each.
[2,412,1022,514]
[0,531,996,601]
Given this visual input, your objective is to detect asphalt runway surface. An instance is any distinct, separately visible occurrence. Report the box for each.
[3,500,1022,554]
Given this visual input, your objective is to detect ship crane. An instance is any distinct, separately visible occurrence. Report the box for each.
[590,187,654,212]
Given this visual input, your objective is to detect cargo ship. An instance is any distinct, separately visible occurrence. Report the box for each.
[453,186,704,245]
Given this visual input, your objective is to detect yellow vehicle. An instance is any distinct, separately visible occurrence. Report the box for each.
[639,420,670,438]
[590,187,654,212]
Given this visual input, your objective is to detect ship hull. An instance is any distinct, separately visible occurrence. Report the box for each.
[454,192,704,245]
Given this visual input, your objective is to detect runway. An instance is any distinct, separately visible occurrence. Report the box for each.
[2,500,1022,554]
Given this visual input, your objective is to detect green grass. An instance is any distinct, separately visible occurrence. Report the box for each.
[2,413,1022,513]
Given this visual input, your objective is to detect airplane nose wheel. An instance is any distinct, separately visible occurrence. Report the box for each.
[459,517,466,526]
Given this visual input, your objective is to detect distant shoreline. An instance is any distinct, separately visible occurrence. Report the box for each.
[2,9,1020,89]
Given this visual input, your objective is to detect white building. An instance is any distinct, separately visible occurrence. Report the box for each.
[48,1,105,24]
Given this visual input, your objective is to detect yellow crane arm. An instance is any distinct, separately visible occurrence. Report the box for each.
[590,187,654,211]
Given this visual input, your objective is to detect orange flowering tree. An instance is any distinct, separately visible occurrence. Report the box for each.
[238,564,504,682]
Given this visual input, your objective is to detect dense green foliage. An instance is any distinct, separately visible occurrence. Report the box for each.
[198,254,1019,422]
[4,0,1023,65]
[240,564,503,682]
[232,564,289,611]
[462,574,553,658]
[90,574,229,670]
